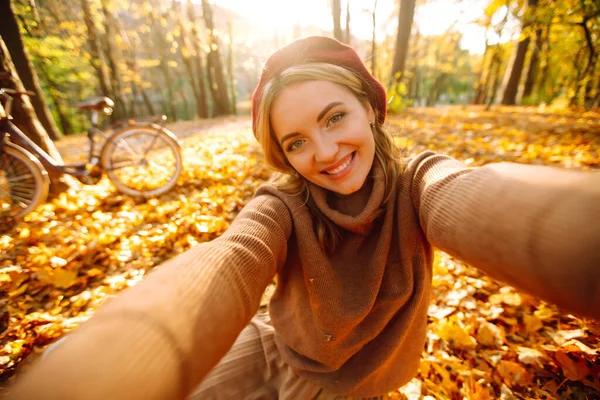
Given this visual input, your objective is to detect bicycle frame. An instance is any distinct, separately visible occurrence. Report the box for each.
[0,119,103,177]
[1,86,178,178]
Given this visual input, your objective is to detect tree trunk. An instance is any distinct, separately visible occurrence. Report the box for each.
[178,38,202,118]
[100,0,127,119]
[389,0,416,87]
[173,0,203,119]
[486,47,503,109]
[187,0,209,118]
[150,10,177,121]
[141,87,155,116]
[202,0,231,116]
[80,0,112,100]
[345,0,351,44]
[591,76,600,110]
[407,32,420,103]
[522,28,542,100]
[227,19,237,115]
[474,42,490,104]
[578,17,597,107]
[501,0,539,105]
[178,87,190,120]
[537,25,551,101]
[332,0,343,42]
[371,0,377,76]
[500,37,530,105]
[426,72,447,107]
[0,0,62,141]
[125,27,155,117]
[113,11,144,118]
[0,36,70,192]
[585,57,600,109]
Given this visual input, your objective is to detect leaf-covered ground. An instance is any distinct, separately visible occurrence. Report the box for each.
[1,106,599,399]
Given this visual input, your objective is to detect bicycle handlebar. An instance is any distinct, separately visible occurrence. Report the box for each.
[0,89,36,119]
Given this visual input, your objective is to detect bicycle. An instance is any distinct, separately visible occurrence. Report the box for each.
[0,84,183,219]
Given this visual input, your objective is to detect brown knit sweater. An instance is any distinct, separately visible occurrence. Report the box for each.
[7,151,600,399]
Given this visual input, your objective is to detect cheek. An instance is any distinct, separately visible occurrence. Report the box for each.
[286,153,312,175]
[352,127,375,148]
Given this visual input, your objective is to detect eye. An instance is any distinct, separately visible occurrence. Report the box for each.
[287,139,304,152]
[326,112,345,127]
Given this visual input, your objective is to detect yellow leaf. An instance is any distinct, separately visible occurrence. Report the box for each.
[476,321,505,348]
[436,317,477,351]
[49,256,67,268]
[9,283,28,298]
[524,314,543,334]
[497,360,532,386]
[398,378,422,400]
[489,291,522,307]
[53,268,78,289]
[533,306,555,321]
[517,346,547,368]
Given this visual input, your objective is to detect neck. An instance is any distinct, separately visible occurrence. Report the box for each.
[328,175,374,217]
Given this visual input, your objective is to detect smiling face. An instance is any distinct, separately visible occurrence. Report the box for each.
[270,80,376,195]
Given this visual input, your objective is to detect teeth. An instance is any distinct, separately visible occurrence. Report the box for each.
[327,153,353,174]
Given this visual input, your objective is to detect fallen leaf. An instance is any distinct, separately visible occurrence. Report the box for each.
[497,360,532,386]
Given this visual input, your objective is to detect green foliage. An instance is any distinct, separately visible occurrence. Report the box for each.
[387,82,408,113]
[8,0,600,135]
[23,34,95,133]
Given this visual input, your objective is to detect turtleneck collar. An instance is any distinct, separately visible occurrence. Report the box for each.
[307,158,385,235]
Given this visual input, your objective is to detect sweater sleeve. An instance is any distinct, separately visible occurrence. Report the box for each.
[6,194,292,400]
[409,151,600,320]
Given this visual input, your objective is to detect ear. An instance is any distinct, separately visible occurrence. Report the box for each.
[359,97,376,122]
[365,101,376,123]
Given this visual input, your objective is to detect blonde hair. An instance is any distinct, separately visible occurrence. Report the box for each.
[255,63,404,253]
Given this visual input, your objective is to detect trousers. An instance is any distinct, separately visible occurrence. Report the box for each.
[189,312,323,399]
[190,312,386,400]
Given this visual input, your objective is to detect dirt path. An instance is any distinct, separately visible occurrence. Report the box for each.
[55,115,249,163]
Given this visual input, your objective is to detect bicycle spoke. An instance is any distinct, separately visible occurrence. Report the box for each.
[0,146,47,218]
[9,186,36,196]
[6,173,34,182]
[114,137,143,159]
[9,193,32,204]
[104,128,181,197]
[9,181,35,188]
[108,160,143,171]
[146,159,172,175]
[143,134,161,156]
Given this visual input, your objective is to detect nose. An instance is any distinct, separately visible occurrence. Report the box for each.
[313,135,338,164]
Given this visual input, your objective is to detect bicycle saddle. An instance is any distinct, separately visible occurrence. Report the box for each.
[78,97,114,113]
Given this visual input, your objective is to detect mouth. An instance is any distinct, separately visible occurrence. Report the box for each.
[321,152,355,177]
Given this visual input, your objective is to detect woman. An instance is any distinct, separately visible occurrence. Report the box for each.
[6,36,599,400]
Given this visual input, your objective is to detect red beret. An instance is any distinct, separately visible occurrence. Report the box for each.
[251,36,387,138]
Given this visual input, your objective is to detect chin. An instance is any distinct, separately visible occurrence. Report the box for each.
[329,178,367,195]
[335,186,359,195]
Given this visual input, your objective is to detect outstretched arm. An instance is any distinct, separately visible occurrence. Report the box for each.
[409,151,600,319]
[6,194,292,400]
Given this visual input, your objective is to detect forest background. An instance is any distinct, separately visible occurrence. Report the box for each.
[2,0,599,142]
[1,0,599,399]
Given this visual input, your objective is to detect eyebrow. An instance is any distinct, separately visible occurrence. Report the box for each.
[316,101,343,122]
[279,101,344,146]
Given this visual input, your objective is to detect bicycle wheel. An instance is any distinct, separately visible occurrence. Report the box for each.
[0,143,49,219]
[101,126,182,197]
